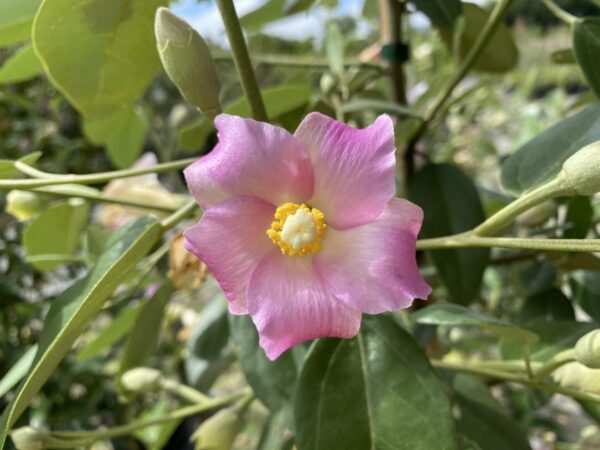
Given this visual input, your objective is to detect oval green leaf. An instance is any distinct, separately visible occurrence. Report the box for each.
[294,315,457,450]
[0,0,41,46]
[411,0,462,30]
[574,17,600,98]
[0,44,42,84]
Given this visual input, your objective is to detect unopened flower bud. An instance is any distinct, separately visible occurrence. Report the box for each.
[6,190,43,221]
[155,8,221,121]
[320,72,337,96]
[120,367,163,393]
[191,407,242,450]
[576,329,600,369]
[560,141,600,196]
[10,426,49,450]
[553,361,600,393]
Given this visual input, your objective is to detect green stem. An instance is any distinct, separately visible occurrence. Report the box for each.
[533,349,576,381]
[417,234,600,253]
[160,378,210,404]
[473,176,570,236]
[160,198,199,231]
[49,389,250,443]
[215,0,268,122]
[0,158,196,190]
[541,0,580,24]
[213,53,382,71]
[31,186,182,213]
[432,360,600,404]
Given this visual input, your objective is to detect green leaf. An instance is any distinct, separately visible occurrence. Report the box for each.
[284,0,316,15]
[185,283,233,391]
[0,152,42,179]
[519,261,556,296]
[32,0,166,115]
[413,304,539,344]
[134,399,183,450]
[0,216,161,447]
[410,163,490,304]
[0,0,41,46]
[257,410,295,450]
[454,375,531,450]
[551,48,576,64]
[500,320,596,361]
[83,106,148,169]
[574,17,600,98]
[75,301,145,361]
[119,283,172,375]
[340,98,422,119]
[501,103,600,195]
[0,44,42,84]
[229,315,299,413]
[519,288,574,323]
[326,22,344,77]
[179,84,311,150]
[410,0,462,30]
[23,200,89,271]
[0,346,37,398]
[564,196,593,239]
[440,3,518,73]
[571,271,600,322]
[240,0,286,31]
[294,315,457,450]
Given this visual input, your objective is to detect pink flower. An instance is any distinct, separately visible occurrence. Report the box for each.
[184,113,431,360]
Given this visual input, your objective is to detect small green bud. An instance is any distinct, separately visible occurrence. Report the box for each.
[155,8,221,120]
[576,329,600,368]
[10,427,49,450]
[560,141,600,196]
[191,407,242,450]
[120,367,163,393]
[553,362,600,394]
[320,72,337,96]
[6,190,43,221]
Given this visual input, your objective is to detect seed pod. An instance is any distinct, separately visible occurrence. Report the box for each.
[576,329,600,369]
[6,190,43,221]
[10,427,49,450]
[553,361,600,394]
[191,407,243,450]
[120,367,163,393]
[560,141,600,196]
[155,8,222,121]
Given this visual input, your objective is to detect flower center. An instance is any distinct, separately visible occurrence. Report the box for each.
[267,203,326,256]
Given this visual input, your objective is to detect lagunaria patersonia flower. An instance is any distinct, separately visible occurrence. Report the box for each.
[184,113,431,359]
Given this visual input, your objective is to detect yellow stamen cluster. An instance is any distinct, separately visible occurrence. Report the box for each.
[267,202,326,256]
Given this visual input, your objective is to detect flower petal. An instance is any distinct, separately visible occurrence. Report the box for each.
[314,198,431,314]
[294,112,396,229]
[184,196,275,314]
[247,251,362,360]
[184,114,314,208]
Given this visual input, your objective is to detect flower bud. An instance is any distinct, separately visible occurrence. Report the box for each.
[576,329,600,368]
[155,8,222,121]
[5,190,43,221]
[560,141,600,196]
[320,72,336,96]
[10,427,49,450]
[553,361,600,394]
[191,407,242,450]
[120,367,163,393]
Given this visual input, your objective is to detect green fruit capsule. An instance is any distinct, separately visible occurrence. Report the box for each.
[10,427,48,450]
[192,407,243,450]
[155,8,222,121]
[560,141,600,196]
[576,329,600,369]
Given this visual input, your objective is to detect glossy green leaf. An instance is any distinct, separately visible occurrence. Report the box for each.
[441,3,518,73]
[326,23,344,77]
[571,271,600,322]
[0,44,42,84]
[23,200,89,271]
[0,346,37,398]
[240,0,286,31]
[574,17,600,98]
[410,163,490,304]
[294,315,457,450]
[229,315,299,413]
[564,196,593,239]
[501,103,600,195]
[75,301,145,361]
[185,284,233,391]
[519,288,574,323]
[454,375,531,450]
[413,304,539,344]
[33,0,166,115]
[257,410,295,450]
[340,99,422,119]
[179,85,311,150]
[84,106,148,169]
[500,320,596,361]
[0,0,41,46]
[0,216,161,447]
[119,283,172,375]
[411,0,462,30]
